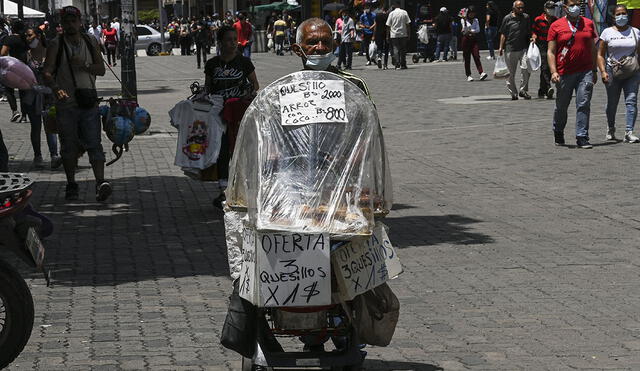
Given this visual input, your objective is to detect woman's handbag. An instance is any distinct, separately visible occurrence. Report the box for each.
[611,28,640,80]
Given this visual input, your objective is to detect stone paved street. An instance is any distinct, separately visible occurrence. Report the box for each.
[3,50,640,370]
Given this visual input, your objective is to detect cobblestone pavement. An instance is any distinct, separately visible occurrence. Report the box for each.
[2,50,640,370]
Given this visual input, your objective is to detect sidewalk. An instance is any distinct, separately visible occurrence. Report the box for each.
[2,51,640,370]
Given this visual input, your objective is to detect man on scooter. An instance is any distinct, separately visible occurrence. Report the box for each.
[292,18,371,98]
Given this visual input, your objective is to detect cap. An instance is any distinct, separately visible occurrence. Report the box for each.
[440,7,447,12]
[60,6,81,18]
[544,1,556,8]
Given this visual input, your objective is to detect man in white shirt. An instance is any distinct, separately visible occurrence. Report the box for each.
[386,0,411,69]
[87,21,103,52]
[111,17,121,59]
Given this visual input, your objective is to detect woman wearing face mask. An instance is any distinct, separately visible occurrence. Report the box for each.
[597,4,640,143]
[460,6,488,82]
[204,25,259,208]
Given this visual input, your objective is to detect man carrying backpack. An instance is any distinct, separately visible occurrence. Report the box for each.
[43,6,110,201]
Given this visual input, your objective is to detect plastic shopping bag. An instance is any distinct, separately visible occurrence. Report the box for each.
[368,41,377,58]
[417,24,429,44]
[493,56,509,78]
[527,42,541,71]
[267,37,274,50]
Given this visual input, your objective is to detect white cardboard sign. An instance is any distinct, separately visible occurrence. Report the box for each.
[278,80,347,126]
[332,223,402,300]
[239,229,332,307]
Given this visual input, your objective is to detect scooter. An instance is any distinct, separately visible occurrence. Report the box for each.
[0,173,51,368]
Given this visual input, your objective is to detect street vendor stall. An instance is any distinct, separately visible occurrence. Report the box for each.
[221,70,401,369]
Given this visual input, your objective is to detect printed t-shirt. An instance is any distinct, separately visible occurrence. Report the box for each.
[204,54,255,100]
[548,16,597,76]
[169,97,225,169]
[600,26,640,63]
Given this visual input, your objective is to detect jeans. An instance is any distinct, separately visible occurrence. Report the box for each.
[462,36,483,76]
[196,43,208,68]
[553,70,594,138]
[505,49,531,95]
[0,129,7,172]
[28,113,58,158]
[375,37,389,67]
[57,106,105,162]
[362,33,373,62]
[537,41,551,95]
[434,33,452,61]
[239,43,251,59]
[390,37,408,68]
[485,26,498,58]
[605,67,640,132]
[338,41,353,68]
[450,36,458,59]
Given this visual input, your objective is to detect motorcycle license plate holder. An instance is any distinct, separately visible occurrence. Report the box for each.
[25,227,45,269]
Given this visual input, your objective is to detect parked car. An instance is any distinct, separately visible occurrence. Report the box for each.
[135,25,171,56]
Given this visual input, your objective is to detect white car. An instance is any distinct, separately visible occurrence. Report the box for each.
[135,25,171,56]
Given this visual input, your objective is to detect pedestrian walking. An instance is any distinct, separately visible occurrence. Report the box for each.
[204,25,259,208]
[386,0,411,70]
[433,7,452,62]
[373,5,390,69]
[42,6,111,200]
[358,5,376,65]
[485,1,500,60]
[87,21,103,54]
[461,6,488,81]
[548,0,598,148]
[194,22,209,69]
[274,15,287,56]
[450,16,460,61]
[598,4,640,143]
[532,1,557,99]
[337,10,355,70]
[233,13,252,59]
[179,24,191,55]
[1,19,28,122]
[499,0,532,100]
[102,23,117,66]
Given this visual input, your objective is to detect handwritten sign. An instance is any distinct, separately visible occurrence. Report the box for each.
[256,232,331,307]
[239,227,257,303]
[278,80,347,126]
[332,223,402,300]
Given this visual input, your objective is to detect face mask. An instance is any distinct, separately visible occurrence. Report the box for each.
[616,14,629,27]
[303,50,336,70]
[567,5,580,18]
[29,38,38,49]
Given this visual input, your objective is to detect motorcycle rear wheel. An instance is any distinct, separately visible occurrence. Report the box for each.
[0,258,35,368]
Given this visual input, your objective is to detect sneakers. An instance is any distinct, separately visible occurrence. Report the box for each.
[366,61,372,66]
[606,128,616,141]
[554,131,565,146]
[10,111,20,122]
[547,88,555,100]
[96,181,112,202]
[625,131,640,143]
[518,90,532,100]
[33,155,44,169]
[479,72,488,81]
[65,182,79,201]
[50,155,63,169]
[576,136,593,149]
[19,114,28,123]
[467,76,474,82]
[511,94,519,100]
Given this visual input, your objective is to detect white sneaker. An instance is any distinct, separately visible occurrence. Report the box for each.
[479,72,488,81]
[486,56,493,60]
[625,130,640,143]
[467,76,474,82]
[606,128,616,141]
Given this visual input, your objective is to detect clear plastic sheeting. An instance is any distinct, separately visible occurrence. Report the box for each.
[226,71,392,236]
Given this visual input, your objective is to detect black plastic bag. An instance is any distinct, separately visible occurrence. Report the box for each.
[220,279,257,358]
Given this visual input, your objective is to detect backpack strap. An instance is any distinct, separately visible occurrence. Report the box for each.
[53,35,65,79]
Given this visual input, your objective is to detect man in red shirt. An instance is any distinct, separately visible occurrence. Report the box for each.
[233,13,253,59]
[532,1,558,99]
[548,0,598,149]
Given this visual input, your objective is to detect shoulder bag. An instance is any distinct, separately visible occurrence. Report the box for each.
[611,27,640,80]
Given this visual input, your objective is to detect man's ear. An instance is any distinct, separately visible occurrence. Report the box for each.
[292,43,304,58]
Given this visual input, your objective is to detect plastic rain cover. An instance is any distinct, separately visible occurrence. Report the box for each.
[226,70,392,236]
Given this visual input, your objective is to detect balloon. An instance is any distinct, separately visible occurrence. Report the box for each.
[132,106,151,135]
[0,56,37,90]
[105,116,134,146]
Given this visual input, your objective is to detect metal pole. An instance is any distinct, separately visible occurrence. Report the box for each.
[188,0,190,19]
[158,0,165,51]
[120,0,137,101]
[17,0,23,19]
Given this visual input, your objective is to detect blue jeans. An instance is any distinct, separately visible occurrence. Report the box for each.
[553,70,594,138]
[605,67,640,132]
[28,114,58,158]
[485,26,497,58]
[239,44,251,59]
[434,33,451,61]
